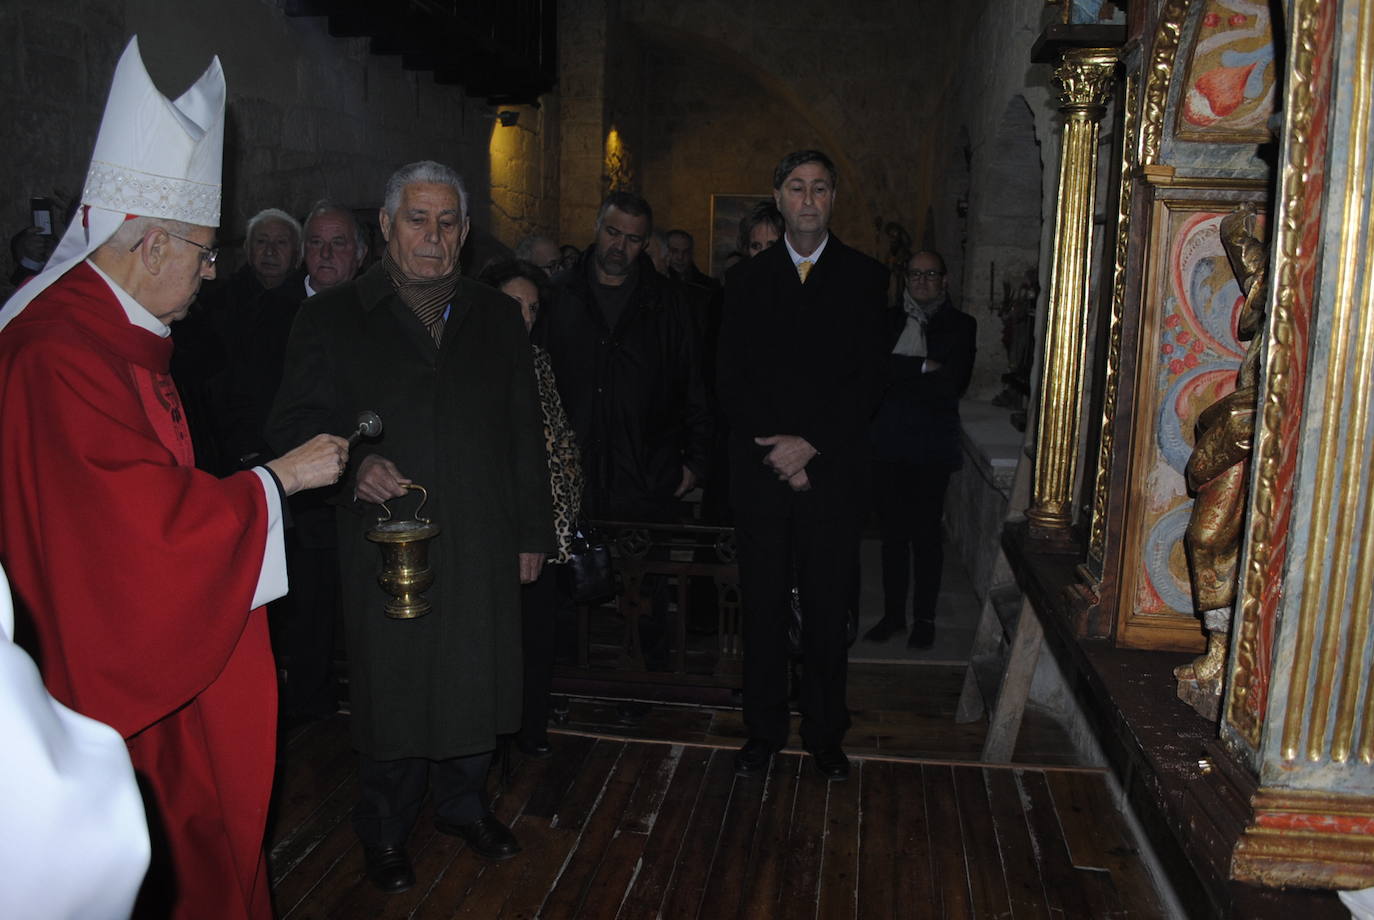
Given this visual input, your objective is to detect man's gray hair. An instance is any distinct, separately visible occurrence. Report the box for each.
[246,208,302,250]
[304,200,369,255]
[383,161,468,220]
[514,234,557,262]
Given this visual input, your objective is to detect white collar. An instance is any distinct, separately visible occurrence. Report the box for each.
[304,275,318,298]
[784,232,829,267]
[84,259,170,338]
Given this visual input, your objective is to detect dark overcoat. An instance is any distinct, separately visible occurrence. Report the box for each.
[534,252,712,519]
[869,295,978,470]
[267,263,553,760]
[717,234,889,522]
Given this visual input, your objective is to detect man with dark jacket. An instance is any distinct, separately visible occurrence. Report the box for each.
[864,250,977,649]
[229,204,370,725]
[172,208,303,475]
[718,150,888,782]
[535,191,712,522]
[666,229,722,293]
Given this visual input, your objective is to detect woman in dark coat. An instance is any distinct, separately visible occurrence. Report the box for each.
[478,258,583,757]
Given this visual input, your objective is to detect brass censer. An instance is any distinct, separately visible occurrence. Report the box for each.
[366,483,441,619]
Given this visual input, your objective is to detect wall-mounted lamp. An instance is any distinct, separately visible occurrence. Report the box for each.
[496,110,520,127]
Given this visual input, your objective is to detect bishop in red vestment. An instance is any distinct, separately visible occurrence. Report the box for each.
[0,38,348,919]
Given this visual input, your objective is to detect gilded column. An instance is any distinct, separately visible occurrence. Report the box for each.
[1027,49,1118,540]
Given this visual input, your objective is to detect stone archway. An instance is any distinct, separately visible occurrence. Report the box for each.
[963,94,1043,401]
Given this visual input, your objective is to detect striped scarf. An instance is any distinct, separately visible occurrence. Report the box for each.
[383,248,460,345]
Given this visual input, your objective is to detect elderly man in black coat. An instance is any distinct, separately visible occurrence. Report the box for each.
[268,161,552,894]
[718,150,889,783]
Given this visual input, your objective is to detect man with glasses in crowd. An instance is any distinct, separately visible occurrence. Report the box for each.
[514,234,563,278]
[865,250,976,649]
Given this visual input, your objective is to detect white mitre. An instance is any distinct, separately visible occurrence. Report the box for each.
[0,36,225,330]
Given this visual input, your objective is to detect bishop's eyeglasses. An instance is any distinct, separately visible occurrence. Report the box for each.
[130,229,219,265]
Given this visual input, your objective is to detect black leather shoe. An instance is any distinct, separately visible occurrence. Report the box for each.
[436,814,521,860]
[734,738,781,776]
[809,745,851,781]
[863,617,905,643]
[516,736,554,759]
[908,620,935,649]
[363,845,415,893]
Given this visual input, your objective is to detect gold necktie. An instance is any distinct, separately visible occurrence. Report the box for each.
[798,259,814,283]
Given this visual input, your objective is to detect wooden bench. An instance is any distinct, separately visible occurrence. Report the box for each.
[553,519,743,704]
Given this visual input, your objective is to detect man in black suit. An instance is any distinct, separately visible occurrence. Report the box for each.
[718,150,888,781]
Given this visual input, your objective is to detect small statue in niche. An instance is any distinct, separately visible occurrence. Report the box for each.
[991,267,1039,431]
[1175,202,1267,718]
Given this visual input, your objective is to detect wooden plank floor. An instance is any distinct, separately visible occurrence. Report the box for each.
[268,719,1168,918]
[549,662,1081,766]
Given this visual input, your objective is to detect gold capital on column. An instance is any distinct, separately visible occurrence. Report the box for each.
[1027,48,1119,541]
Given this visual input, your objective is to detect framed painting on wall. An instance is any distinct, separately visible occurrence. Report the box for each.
[1115,189,1267,651]
[708,194,772,279]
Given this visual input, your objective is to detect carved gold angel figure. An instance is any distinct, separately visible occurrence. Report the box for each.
[1176,202,1266,686]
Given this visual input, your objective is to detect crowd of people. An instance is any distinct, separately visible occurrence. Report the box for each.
[0,37,975,915]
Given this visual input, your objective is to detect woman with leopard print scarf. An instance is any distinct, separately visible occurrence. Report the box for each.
[479,259,583,758]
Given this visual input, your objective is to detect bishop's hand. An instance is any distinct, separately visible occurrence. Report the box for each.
[266,434,350,495]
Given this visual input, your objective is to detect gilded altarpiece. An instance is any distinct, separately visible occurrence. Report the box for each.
[1061,0,1374,891]
[1090,0,1278,650]
[1202,0,1374,890]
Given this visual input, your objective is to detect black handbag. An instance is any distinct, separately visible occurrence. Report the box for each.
[786,584,860,657]
[562,522,616,605]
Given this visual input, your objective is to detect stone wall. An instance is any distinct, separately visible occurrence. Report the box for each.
[0,0,557,274]
[489,100,563,249]
[637,37,866,277]
[556,0,609,247]
[614,1,991,275]
[931,3,1059,402]
[608,0,1060,399]
[946,401,1024,601]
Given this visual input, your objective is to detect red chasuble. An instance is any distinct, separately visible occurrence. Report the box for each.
[0,263,277,919]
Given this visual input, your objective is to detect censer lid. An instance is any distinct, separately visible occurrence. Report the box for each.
[367,519,441,542]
